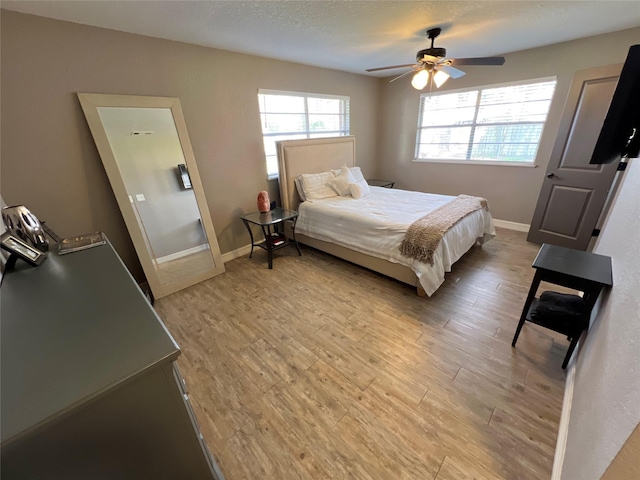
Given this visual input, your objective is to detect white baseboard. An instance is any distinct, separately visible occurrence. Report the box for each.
[221,244,252,264]
[551,354,578,480]
[493,219,530,232]
[155,244,210,264]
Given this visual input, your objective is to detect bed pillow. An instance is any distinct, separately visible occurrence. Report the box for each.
[294,177,307,202]
[299,170,337,202]
[349,179,371,199]
[328,166,357,196]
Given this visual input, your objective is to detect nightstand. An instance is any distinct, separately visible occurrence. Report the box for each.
[366,179,395,188]
[241,208,302,269]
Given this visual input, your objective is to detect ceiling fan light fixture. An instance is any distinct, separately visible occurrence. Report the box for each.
[433,69,450,88]
[411,69,429,90]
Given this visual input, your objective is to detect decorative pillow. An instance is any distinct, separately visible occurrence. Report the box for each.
[328,166,356,196]
[330,164,365,184]
[349,179,371,199]
[294,177,307,202]
[299,170,338,202]
[349,166,366,184]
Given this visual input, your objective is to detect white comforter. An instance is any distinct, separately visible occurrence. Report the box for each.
[296,186,495,296]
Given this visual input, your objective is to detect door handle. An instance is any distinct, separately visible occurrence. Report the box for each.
[547,173,556,179]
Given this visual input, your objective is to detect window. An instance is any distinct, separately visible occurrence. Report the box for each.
[258,90,350,178]
[415,79,557,164]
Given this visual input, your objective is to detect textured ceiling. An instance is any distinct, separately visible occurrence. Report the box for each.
[2,1,639,76]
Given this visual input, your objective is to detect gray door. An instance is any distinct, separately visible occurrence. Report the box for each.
[527,64,622,250]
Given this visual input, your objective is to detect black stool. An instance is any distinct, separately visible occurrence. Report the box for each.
[512,244,612,369]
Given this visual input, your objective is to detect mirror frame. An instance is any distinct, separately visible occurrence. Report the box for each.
[78,93,225,298]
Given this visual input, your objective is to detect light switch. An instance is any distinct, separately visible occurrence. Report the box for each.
[128,195,134,203]
[136,194,146,202]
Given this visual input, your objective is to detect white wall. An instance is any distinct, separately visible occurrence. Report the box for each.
[561,159,640,479]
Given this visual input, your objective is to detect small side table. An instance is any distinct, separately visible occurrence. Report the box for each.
[241,208,301,269]
[512,243,612,368]
[367,179,395,188]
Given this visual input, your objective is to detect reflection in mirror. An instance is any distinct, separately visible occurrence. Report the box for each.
[98,107,215,286]
[78,95,224,298]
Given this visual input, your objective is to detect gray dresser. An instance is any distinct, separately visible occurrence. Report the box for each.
[1,240,224,479]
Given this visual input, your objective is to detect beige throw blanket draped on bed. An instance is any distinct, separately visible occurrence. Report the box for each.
[399,194,488,266]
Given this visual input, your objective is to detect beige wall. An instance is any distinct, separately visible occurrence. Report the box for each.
[0,10,380,279]
[377,27,640,224]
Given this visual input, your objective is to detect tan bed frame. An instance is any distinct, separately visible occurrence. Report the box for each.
[276,136,425,296]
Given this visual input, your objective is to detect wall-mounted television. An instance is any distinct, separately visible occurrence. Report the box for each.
[590,44,640,164]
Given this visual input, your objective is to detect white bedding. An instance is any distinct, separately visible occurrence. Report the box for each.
[296,186,495,296]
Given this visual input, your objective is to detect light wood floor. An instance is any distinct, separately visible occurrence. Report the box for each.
[155,228,567,480]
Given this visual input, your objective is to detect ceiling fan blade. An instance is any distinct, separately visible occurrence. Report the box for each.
[389,68,419,83]
[450,56,505,66]
[438,64,466,79]
[366,63,416,72]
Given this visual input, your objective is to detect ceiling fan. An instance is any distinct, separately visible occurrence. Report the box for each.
[366,27,505,90]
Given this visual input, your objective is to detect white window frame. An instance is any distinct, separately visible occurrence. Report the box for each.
[258,89,350,179]
[414,77,557,167]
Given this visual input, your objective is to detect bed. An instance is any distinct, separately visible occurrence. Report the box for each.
[277,136,495,296]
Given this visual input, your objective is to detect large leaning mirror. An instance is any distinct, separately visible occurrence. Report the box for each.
[78,93,225,299]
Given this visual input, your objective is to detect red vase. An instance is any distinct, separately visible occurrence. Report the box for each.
[257,191,270,213]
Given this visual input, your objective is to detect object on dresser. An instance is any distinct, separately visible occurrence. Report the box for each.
[2,205,49,252]
[1,232,47,267]
[257,191,271,213]
[58,232,107,255]
[41,222,62,243]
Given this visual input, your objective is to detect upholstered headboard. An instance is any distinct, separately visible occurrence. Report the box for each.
[277,136,356,211]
